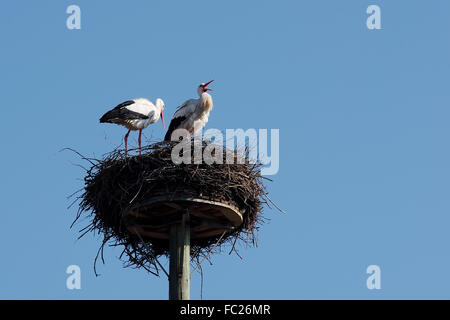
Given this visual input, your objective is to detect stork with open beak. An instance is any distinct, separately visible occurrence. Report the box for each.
[100,98,165,155]
[164,80,214,141]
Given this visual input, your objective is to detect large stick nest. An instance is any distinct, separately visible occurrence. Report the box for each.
[72,141,274,276]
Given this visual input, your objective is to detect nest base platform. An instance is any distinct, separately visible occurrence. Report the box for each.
[123,195,243,240]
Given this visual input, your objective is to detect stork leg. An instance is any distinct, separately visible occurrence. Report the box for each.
[138,129,142,155]
[124,129,131,156]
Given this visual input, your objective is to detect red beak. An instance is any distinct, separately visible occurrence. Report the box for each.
[161,110,165,128]
[203,80,214,92]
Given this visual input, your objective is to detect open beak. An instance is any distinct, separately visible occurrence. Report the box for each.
[161,110,165,128]
[203,80,214,92]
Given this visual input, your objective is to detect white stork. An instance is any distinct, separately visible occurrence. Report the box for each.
[100,98,165,155]
[164,80,214,141]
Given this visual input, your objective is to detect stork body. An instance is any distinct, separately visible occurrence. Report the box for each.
[100,98,165,155]
[164,80,214,141]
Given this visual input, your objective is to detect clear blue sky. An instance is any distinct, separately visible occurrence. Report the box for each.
[1,0,449,299]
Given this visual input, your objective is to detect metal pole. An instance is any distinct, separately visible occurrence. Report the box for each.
[169,209,190,300]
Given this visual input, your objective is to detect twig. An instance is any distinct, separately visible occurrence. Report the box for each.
[191,231,227,276]
[132,227,169,279]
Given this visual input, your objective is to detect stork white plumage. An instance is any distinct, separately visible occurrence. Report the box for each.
[164,80,214,141]
[100,98,165,155]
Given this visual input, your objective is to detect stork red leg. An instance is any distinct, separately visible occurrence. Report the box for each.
[138,129,142,155]
[124,129,131,156]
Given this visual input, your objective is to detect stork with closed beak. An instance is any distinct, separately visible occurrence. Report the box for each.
[164,80,214,141]
[100,98,165,155]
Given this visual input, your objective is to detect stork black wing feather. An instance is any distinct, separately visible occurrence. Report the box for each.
[99,100,149,123]
[114,100,135,110]
[164,116,186,141]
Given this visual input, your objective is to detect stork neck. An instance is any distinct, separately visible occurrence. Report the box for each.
[200,92,211,100]
[199,92,213,112]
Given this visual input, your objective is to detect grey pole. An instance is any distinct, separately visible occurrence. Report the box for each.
[169,209,190,300]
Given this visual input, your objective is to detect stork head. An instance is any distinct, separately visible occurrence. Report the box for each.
[155,98,165,128]
[197,80,214,96]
